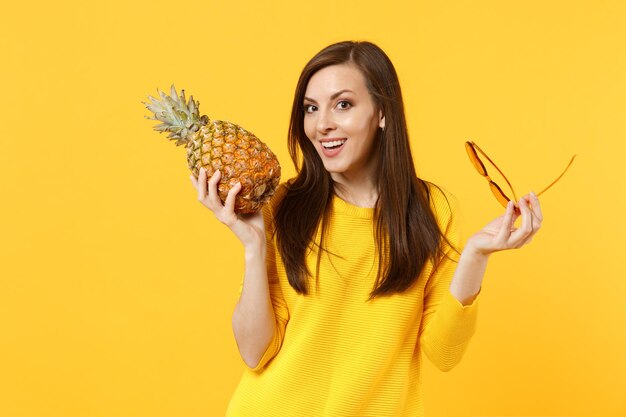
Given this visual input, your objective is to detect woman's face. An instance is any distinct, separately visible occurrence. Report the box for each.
[303,63,385,182]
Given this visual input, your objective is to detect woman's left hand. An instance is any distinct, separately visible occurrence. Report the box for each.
[466,192,543,257]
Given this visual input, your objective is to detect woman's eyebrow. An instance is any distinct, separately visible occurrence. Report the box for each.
[304,89,354,104]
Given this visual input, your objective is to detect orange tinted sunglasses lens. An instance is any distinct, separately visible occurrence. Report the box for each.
[466,141,515,208]
[465,142,487,175]
[489,182,511,207]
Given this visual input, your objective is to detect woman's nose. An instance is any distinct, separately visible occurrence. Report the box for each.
[316,108,336,132]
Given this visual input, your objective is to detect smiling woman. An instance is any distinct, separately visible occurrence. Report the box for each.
[275,41,448,301]
[302,65,385,199]
[187,40,545,417]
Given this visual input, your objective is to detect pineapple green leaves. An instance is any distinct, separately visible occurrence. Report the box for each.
[142,84,209,146]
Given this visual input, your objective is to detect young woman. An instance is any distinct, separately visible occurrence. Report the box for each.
[190,40,542,417]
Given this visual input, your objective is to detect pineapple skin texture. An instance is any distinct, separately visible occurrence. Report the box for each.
[186,120,281,214]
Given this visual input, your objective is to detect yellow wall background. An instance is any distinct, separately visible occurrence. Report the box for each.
[1,0,624,416]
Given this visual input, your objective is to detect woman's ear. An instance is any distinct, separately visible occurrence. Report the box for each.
[379,110,385,130]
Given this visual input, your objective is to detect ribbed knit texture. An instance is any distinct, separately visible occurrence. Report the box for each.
[226,182,481,417]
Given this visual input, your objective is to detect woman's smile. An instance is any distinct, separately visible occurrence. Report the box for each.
[319,137,348,156]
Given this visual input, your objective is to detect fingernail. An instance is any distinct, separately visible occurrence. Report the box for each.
[531,191,537,198]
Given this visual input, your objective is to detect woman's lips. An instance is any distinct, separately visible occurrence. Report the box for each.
[320,139,347,157]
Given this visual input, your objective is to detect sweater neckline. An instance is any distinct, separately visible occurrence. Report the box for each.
[332,194,375,219]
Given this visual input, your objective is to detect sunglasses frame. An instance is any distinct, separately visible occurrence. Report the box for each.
[465,140,576,208]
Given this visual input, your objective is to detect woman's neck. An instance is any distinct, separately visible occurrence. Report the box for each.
[331,173,379,208]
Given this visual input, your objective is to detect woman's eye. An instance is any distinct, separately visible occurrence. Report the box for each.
[303,101,350,113]
[337,100,351,109]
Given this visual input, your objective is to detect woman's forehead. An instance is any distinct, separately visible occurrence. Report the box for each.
[305,64,367,98]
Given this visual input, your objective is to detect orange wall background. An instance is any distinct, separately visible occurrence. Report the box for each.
[1,0,624,416]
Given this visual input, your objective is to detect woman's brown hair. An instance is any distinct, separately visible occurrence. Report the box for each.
[274,40,459,301]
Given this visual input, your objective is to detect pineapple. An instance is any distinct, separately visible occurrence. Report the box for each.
[142,85,281,214]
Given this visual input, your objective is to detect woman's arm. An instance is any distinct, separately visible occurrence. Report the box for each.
[419,190,542,372]
[448,248,488,306]
[190,168,286,370]
[449,192,543,305]
[232,243,277,369]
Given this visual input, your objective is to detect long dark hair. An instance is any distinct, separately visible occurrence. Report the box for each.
[274,40,459,301]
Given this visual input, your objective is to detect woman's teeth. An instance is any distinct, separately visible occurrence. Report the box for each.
[322,139,347,148]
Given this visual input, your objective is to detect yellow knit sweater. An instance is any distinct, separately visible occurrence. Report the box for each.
[226,182,481,417]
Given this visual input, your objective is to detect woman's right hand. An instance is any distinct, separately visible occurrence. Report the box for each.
[190,167,265,250]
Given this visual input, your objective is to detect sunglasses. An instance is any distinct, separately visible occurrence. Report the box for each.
[465,141,576,208]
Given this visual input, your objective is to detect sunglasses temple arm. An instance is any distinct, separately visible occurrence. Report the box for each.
[536,154,577,196]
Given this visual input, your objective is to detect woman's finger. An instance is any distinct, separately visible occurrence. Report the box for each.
[224,182,242,214]
[528,191,543,223]
[206,169,222,207]
[197,168,209,201]
[494,200,516,248]
[508,197,533,247]
[509,201,522,231]
[522,194,542,242]
[521,194,541,228]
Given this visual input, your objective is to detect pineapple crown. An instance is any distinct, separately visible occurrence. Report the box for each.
[143,84,209,146]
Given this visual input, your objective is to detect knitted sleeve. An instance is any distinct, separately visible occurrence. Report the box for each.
[418,186,481,372]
